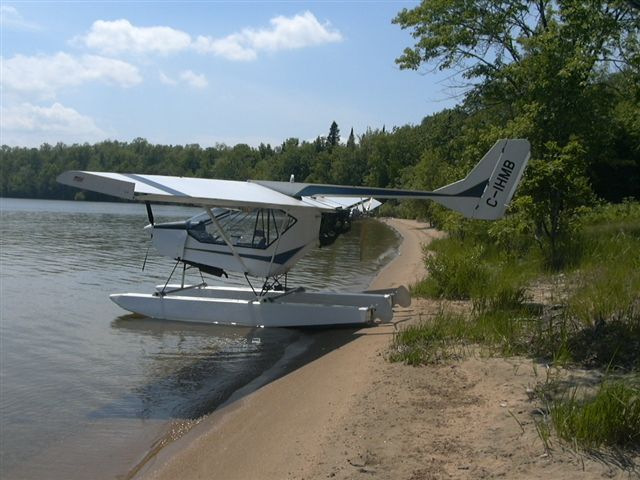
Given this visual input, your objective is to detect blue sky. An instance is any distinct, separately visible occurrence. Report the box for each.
[1,1,458,148]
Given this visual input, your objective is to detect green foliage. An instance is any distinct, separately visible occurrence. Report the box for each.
[579,199,640,227]
[410,200,640,371]
[415,240,489,300]
[471,309,535,356]
[389,298,538,364]
[389,1,640,453]
[486,196,537,256]
[388,311,469,365]
[550,380,640,450]
[346,128,356,149]
[571,206,640,324]
[394,1,639,116]
[393,0,640,263]
[413,231,540,301]
[519,139,596,269]
[473,281,529,315]
[569,266,640,330]
[327,121,340,150]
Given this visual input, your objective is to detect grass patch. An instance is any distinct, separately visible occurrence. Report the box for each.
[568,225,640,328]
[472,278,531,313]
[471,309,535,356]
[389,306,539,364]
[562,227,640,369]
[550,380,640,450]
[569,268,640,328]
[412,237,540,302]
[414,240,489,299]
[388,311,468,365]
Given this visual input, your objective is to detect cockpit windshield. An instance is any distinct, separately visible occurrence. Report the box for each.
[186,208,296,249]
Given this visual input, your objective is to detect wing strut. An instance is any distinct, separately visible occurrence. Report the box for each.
[205,207,249,275]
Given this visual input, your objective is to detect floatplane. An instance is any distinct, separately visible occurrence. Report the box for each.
[57,139,530,328]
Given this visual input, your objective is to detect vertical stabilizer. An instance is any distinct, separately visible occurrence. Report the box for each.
[432,139,530,220]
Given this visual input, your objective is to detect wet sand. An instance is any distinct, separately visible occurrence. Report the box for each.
[136,219,633,480]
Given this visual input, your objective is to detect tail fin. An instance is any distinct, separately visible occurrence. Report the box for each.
[433,139,530,220]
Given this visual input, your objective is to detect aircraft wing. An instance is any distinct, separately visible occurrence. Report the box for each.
[57,139,529,220]
[299,195,373,210]
[314,196,374,209]
[56,171,315,210]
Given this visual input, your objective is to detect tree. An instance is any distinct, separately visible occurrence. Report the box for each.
[393,1,639,150]
[307,151,332,183]
[347,127,356,149]
[394,0,640,266]
[258,143,274,159]
[327,121,340,150]
[211,144,258,180]
[520,140,595,269]
[313,136,326,152]
[394,1,639,89]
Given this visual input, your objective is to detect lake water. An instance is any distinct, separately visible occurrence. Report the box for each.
[0,198,399,479]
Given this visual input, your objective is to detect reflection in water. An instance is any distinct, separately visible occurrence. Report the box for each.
[104,317,295,421]
[0,198,399,479]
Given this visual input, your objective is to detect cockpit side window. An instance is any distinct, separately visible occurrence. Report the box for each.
[186,208,296,249]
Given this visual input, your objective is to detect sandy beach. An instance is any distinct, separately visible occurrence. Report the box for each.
[136,218,633,480]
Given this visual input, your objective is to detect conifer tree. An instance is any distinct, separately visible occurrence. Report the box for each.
[327,121,340,149]
[347,127,356,149]
[314,136,326,152]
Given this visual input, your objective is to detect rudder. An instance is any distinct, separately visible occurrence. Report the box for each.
[432,139,530,220]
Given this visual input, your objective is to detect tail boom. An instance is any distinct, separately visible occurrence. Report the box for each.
[255,139,530,220]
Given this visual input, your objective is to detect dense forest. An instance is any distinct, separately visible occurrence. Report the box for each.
[2,0,639,267]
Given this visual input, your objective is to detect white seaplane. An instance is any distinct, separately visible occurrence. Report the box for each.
[57,139,530,328]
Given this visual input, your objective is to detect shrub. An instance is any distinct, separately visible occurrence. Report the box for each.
[418,241,489,300]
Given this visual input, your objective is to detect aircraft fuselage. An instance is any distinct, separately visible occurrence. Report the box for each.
[150,206,322,277]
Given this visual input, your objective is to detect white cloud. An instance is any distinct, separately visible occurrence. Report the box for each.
[77,19,192,56]
[159,71,177,86]
[159,70,208,89]
[192,33,257,61]
[79,12,342,62]
[0,5,39,30]
[246,11,343,52]
[195,11,342,61]
[180,70,208,89]
[1,103,109,146]
[1,52,142,97]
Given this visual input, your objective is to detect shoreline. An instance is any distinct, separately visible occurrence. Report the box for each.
[133,218,635,480]
[134,218,438,480]
[134,217,636,480]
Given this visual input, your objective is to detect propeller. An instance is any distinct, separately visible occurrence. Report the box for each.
[145,201,155,226]
[142,202,154,271]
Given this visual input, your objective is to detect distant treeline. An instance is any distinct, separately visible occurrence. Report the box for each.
[0,121,432,200]
[1,95,638,204]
